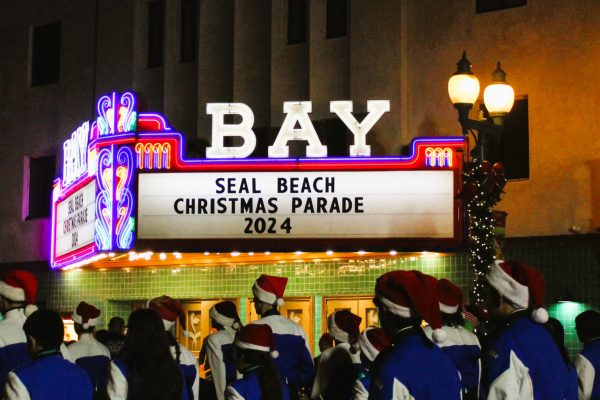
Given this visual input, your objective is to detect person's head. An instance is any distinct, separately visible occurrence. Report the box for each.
[252,275,288,316]
[23,309,64,355]
[436,279,466,327]
[485,260,549,324]
[318,333,334,353]
[374,270,446,343]
[575,310,600,344]
[210,301,241,331]
[72,301,101,336]
[108,316,126,334]
[123,308,182,400]
[233,324,279,372]
[0,270,38,316]
[147,295,186,333]
[327,309,362,350]
[546,317,572,366]
[358,327,391,368]
[233,324,283,400]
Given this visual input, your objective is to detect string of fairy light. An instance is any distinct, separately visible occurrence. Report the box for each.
[462,158,505,307]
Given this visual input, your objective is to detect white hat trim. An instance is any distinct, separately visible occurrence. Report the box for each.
[439,302,459,314]
[486,260,529,309]
[252,282,278,305]
[162,319,175,331]
[327,312,350,343]
[377,295,412,318]
[235,339,271,353]
[209,306,236,328]
[0,281,26,302]
[71,312,101,328]
[358,328,379,362]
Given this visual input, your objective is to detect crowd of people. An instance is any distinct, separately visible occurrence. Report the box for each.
[1,260,600,399]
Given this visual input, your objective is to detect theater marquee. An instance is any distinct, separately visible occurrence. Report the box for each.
[137,170,455,240]
[51,90,465,269]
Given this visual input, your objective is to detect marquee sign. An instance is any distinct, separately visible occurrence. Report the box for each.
[51,91,465,269]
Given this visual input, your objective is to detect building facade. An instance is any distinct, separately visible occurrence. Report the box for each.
[0,0,599,356]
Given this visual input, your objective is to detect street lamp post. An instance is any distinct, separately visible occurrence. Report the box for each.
[448,51,515,307]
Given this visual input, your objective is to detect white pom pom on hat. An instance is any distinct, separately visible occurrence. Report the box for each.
[270,350,279,359]
[432,328,447,344]
[531,307,549,324]
[24,304,38,317]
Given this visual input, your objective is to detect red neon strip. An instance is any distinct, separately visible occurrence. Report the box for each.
[53,243,97,267]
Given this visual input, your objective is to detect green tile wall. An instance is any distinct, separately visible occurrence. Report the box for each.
[31,240,599,360]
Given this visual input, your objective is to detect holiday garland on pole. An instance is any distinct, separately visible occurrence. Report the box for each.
[459,158,507,307]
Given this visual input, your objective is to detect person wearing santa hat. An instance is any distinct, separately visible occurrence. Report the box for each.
[311,310,362,400]
[0,270,39,391]
[205,301,242,400]
[4,308,93,399]
[354,327,391,400]
[482,260,576,399]
[225,324,288,400]
[68,301,112,396]
[369,270,462,399]
[250,274,314,400]
[423,278,481,400]
[147,295,200,400]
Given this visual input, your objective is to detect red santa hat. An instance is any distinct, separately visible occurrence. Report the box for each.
[72,301,102,329]
[252,275,288,306]
[486,260,549,323]
[209,301,241,330]
[0,270,38,316]
[437,279,463,314]
[358,327,391,362]
[327,309,362,347]
[234,323,279,358]
[148,295,188,333]
[375,270,447,343]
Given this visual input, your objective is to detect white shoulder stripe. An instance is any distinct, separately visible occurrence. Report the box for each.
[225,385,245,400]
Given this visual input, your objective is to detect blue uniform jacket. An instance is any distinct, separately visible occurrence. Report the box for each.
[252,311,314,390]
[424,324,481,398]
[575,338,600,400]
[226,369,290,400]
[68,333,111,393]
[369,326,462,400]
[4,351,93,400]
[482,310,576,399]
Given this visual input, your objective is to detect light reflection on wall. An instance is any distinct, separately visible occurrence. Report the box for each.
[549,301,590,360]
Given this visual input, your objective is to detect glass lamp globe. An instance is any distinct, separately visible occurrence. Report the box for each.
[484,62,515,117]
[448,52,480,106]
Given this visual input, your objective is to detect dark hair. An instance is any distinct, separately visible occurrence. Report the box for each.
[23,309,64,350]
[576,310,600,340]
[237,348,283,400]
[545,317,573,366]
[108,317,125,332]
[441,311,465,327]
[123,309,182,400]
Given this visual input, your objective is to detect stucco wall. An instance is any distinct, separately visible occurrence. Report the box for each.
[406,0,600,237]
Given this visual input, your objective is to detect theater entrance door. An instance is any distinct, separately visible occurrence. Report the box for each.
[322,296,379,334]
[176,299,240,358]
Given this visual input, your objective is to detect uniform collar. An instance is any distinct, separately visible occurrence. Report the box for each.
[390,326,419,344]
[262,308,280,318]
[33,348,61,360]
[78,332,95,342]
